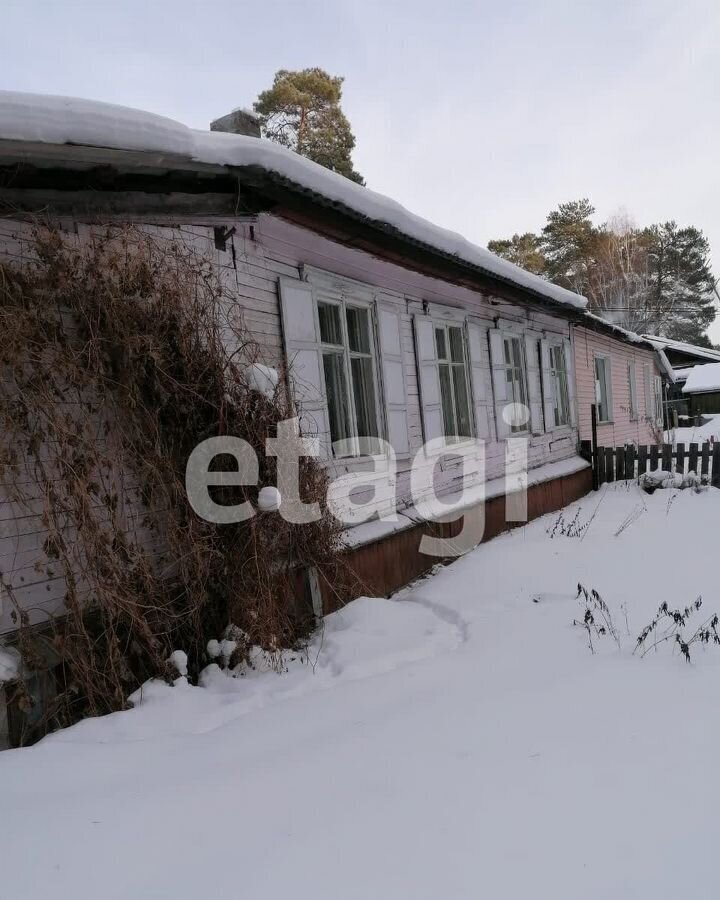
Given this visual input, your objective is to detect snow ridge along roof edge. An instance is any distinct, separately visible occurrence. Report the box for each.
[0,90,586,312]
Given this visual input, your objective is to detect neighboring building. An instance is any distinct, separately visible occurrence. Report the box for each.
[642,335,720,417]
[574,317,665,447]
[682,363,720,415]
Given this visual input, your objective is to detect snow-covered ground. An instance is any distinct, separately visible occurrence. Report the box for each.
[667,412,720,444]
[3,484,720,899]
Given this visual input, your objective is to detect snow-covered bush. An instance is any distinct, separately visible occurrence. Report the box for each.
[200,622,304,680]
[0,644,21,683]
[246,363,279,399]
[639,469,709,494]
[167,650,188,678]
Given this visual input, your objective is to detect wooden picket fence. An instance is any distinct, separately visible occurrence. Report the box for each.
[580,439,720,490]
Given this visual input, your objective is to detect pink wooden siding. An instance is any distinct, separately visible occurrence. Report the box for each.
[573,325,661,446]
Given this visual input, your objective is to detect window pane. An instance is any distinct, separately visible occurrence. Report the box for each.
[439,363,456,437]
[448,326,464,363]
[555,370,569,426]
[503,339,512,366]
[350,356,379,446]
[318,302,343,346]
[510,337,523,370]
[628,365,637,417]
[551,345,564,372]
[346,306,370,354]
[435,327,447,361]
[323,352,351,444]
[595,358,609,421]
[516,364,528,406]
[452,364,472,438]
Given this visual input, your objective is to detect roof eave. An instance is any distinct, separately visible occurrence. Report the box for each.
[0,138,585,317]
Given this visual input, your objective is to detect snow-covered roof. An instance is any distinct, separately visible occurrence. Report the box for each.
[672,367,694,383]
[582,311,648,344]
[642,334,720,363]
[575,313,674,373]
[682,363,720,394]
[0,90,587,312]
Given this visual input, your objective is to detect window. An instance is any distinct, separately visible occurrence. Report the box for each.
[627,363,638,419]
[434,324,472,442]
[594,356,612,422]
[318,300,381,455]
[502,335,529,433]
[548,344,570,427]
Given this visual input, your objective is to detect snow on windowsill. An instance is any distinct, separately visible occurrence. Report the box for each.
[342,454,590,550]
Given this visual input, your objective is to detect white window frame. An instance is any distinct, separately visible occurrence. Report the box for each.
[547,340,571,429]
[501,333,530,435]
[433,321,474,444]
[627,362,638,420]
[317,295,384,458]
[594,354,613,423]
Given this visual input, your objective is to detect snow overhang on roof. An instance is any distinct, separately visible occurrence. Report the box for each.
[578,311,658,352]
[671,367,693,383]
[642,334,720,364]
[0,90,588,314]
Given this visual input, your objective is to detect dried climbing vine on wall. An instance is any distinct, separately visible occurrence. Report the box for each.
[0,224,345,739]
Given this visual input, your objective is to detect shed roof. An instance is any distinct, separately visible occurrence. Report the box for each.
[642,335,720,364]
[682,363,720,394]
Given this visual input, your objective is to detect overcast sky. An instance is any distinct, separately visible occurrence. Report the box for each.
[4,0,720,338]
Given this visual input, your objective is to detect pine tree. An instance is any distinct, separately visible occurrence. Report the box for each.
[539,199,598,295]
[488,202,717,345]
[253,68,365,185]
[641,222,716,345]
[487,233,545,274]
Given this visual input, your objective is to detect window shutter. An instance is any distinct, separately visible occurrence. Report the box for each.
[654,374,664,426]
[602,357,614,420]
[277,276,330,458]
[376,298,409,455]
[595,356,614,422]
[628,363,638,419]
[413,315,443,443]
[465,320,492,441]
[488,328,510,439]
[524,335,544,434]
[643,364,652,420]
[563,338,577,427]
[540,339,555,429]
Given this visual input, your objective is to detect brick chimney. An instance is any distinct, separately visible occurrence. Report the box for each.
[210,108,261,138]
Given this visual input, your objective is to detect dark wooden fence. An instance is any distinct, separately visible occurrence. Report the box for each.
[580,438,720,489]
[581,403,720,490]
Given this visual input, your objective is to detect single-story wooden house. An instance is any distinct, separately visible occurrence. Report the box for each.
[574,316,665,447]
[642,335,720,419]
[0,91,667,657]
